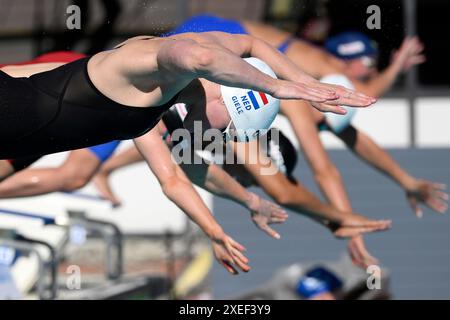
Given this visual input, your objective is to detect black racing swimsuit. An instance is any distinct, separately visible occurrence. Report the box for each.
[0,57,178,159]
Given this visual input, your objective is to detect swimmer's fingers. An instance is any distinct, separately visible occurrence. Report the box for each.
[212,242,239,275]
[430,186,449,213]
[310,101,348,115]
[334,225,389,238]
[250,202,285,239]
[426,197,448,214]
[334,227,367,238]
[407,180,448,216]
[348,237,379,269]
[267,201,289,219]
[435,191,449,201]
[341,214,392,230]
[302,85,376,110]
[256,198,288,219]
[259,224,281,240]
[326,86,377,107]
[229,247,250,272]
[269,217,288,224]
[433,182,447,190]
[272,81,338,103]
[312,81,377,106]
[225,239,250,273]
[220,260,238,275]
[408,196,423,218]
[410,55,426,65]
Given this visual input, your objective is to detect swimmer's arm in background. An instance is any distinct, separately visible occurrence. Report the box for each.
[281,101,378,268]
[337,125,448,216]
[0,63,64,78]
[281,100,353,211]
[281,101,380,268]
[133,128,250,275]
[179,150,288,240]
[157,33,348,109]
[94,131,288,238]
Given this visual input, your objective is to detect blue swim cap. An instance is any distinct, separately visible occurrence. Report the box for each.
[296,276,330,298]
[325,32,377,60]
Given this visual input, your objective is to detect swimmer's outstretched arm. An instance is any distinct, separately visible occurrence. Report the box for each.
[109,32,374,113]
[337,126,448,217]
[133,128,250,275]
[154,33,334,106]
[178,32,377,112]
[94,143,288,239]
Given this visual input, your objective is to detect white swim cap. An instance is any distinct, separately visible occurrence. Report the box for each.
[221,58,280,142]
[320,74,357,133]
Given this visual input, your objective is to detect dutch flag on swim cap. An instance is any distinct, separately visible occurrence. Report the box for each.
[247,91,270,110]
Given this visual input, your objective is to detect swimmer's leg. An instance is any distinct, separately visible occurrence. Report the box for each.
[0,149,101,198]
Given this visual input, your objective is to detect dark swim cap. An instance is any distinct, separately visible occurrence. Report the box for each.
[325,31,378,60]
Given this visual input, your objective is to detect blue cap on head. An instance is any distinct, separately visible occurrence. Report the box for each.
[325,31,377,60]
[296,276,329,299]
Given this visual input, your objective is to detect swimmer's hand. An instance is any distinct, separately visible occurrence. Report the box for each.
[392,36,426,72]
[211,229,250,275]
[348,235,379,269]
[247,193,288,239]
[272,80,377,115]
[406,179,448,218]
[327,213,392,238]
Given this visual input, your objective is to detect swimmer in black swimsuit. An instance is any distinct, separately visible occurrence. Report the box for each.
[0,32,377,275]
[0,52,121,194]
[0,32,376,159]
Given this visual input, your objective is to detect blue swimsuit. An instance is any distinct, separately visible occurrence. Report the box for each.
[166,14,295,53]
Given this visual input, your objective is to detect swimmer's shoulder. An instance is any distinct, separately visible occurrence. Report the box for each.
[89,36,167,75]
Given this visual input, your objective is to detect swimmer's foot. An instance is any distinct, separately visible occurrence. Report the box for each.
[93,172,122,208]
